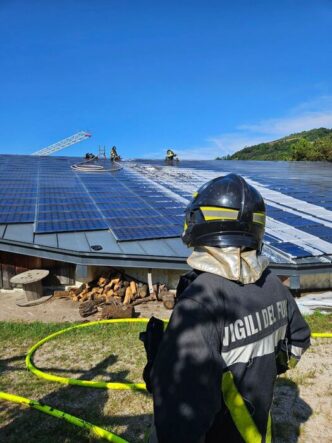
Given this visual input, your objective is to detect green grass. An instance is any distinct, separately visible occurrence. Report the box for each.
[304,311,332,333]
[0,321,151,442]
[0,316,331,442]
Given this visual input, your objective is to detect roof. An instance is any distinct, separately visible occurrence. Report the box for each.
[0,155,331,274]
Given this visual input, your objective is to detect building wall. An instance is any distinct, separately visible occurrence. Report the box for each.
[1,251,331,293]
[0,251,75,289]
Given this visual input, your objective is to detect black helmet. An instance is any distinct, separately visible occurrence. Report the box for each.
[182,173,266,250]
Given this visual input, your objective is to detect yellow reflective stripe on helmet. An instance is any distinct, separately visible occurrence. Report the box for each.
[193,191,198,198]
[253,212,265,225]
[201,206,239,212]
[222,371,262,443]
[204,215,238,221]
[200,206,239,221]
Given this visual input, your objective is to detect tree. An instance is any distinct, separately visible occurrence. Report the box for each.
[314,135,332,162]
[291,138,312,160]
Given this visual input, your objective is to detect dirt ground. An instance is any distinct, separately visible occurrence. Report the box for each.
[0,289,172,322]
[272,338,332,442]
[0,289,331,442]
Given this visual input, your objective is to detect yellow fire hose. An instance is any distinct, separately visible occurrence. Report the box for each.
[25,318,148,391]
[0,318,331,442]
[0,391,128,443]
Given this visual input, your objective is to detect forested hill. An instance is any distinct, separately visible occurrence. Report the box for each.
[218,128,332,161]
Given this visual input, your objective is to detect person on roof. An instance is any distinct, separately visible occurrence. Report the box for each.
[144,173,311,443]
[165,149,178,161]
[110,146,120,161]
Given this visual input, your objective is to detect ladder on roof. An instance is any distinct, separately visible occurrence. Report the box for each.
[32,131,91,156]
[98,146,106,158]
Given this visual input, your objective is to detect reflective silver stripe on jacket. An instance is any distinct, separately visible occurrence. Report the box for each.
[221,324,287,367]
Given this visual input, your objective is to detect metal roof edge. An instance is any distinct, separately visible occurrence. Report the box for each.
[0,239,190,270]
[0,240,331,275]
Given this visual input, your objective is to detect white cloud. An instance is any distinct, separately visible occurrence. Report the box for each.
[291,95,332,114]
[238,111,332,136]
[238,95,332,137]
[142,95,332,159]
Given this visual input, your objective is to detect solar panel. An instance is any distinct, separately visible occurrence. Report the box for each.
[274,242,312,258]
[266,210,315,230]
[39,196,89,204]
[108,215,179,229]
[0,157,37,224]
[111,225,182,241]
[35,218,109,233]
[101,208,159,218]
[0,212,35,223]
[0,155,331,256]
[37,210,99,222]
[73,169,186,239]
[300,225,332,238]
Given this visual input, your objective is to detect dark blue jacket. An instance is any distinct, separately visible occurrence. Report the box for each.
[151,269,310,443]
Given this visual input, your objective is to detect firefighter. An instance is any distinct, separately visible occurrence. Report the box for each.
[146,173,310,443]
[110,146,120,161]
[165,149,178,161]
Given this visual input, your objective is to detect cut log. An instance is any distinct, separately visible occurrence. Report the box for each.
[100,303,135,319]
[79,300,98,317]
[80,291,92,302]
[103,283,113,292]
[123,287,133,305]
[113,283,121,292]
[96,295,106,304]
[97,277,109,287]
[131,294,156,306]
[118,287,126,298]
[106,294,115,303]
[138,284,148,298]
[157,284,167,301]
[162,293,175,310]
[130,281,137,295]
[53,290,70,298]
[70,284,87,296]
[109,276,121,288]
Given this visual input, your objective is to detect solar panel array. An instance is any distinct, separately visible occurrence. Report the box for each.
[133,160,332,259]
[78,169,184,240]
[0,155,331,261]
[0,156,37,223]
[0,155,185,241]
[36,157,108,233]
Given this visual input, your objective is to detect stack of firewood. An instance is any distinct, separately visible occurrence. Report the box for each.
[54,271,175,318]
[68,273,150,306]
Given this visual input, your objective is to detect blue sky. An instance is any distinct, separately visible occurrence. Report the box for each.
[0,0,332,159]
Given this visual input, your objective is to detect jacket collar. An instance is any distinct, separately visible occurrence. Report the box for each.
[187,246,269,285]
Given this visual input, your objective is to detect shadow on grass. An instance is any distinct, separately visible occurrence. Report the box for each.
[0,353,152,443]
[0,355,26,373]
[272,378,312,443]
